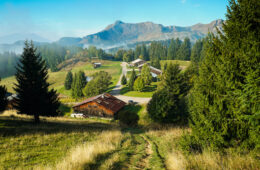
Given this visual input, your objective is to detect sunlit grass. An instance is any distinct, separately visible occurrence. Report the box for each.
[0,60,122,97]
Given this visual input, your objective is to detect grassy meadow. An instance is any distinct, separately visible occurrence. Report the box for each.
[120,82,158,98]
[0,60,121,96]
[0,110,259,170]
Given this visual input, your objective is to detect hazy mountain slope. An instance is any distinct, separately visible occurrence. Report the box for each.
[0,33,51,44]
[78,19,224,48]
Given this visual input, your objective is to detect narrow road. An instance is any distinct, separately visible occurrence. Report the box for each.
[110,62,151,104]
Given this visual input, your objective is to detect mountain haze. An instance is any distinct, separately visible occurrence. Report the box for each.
[60,19,224,49]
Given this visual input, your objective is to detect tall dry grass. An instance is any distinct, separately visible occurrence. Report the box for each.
[35,130,123,170]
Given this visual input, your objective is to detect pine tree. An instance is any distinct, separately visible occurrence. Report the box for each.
[141,44,149,61]
[189,0,260,149]
[167,39,175,60]
[191,39,203,63]
[121,74,127,85]
[148,63,188,123]
[64,71,73,90]
[128,69,137,91]
[71,71,86,99]
[14,41,60,123]
[141,64,152,85]
[151,58,161,69]
[0,78,7,112]
[134,77,145,92]
[177,37,191,60]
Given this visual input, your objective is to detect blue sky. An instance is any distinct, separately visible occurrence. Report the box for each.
[0,0,229,41]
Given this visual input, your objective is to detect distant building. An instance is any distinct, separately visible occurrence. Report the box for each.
[86,76,93,82]
[130,59,146,67]
[73,93,126,118]
[138,64,162,77]
[5,93,17,110]
[93,62,102,68]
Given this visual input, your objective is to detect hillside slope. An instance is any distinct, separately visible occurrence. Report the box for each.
[59,19,224,48]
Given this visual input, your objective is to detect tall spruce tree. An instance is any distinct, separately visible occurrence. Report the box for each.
[141,64,152,85]
[177,37,191,60]
[64,71,73,90]
[148,64,188,123]
[14,41,60,123]
[151,58,161,69]
[121,74,127,85]
[71,71,86,99]
[167,39,175,60]
[191,39,203,63]
[189,0,260,149]
[0,78,7,112]
[128,69,137,91]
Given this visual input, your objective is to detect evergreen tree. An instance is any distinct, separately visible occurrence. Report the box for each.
[177,37,191,60]
[128,69,137,91]
[134,45,142,59]
[64,71,73,90]
[167,39,175,60]
[189,0,260,150]
[83,71,112,97]
[140,64,152,85]
[134,77,145,92]
[72,71,86,99]
[148,63,188,123]
[0,78,7,112]
[151,58,161,69]
[141,44,149,61]
[191,39,203,63]
[14,41,60,123]
[121,74,127,85]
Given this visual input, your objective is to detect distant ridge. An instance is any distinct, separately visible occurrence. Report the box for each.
[57,19,224,49]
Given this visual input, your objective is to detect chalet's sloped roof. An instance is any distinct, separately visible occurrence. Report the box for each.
[131,59,144,64]
[138,64,162,75]
[73,93,126,113]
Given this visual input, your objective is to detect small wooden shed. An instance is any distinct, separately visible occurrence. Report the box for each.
[93,62,102,68]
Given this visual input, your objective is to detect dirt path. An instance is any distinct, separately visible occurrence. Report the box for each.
[110,62,151,104]
[135,135,153,169]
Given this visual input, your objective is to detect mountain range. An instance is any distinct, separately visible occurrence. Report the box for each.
[0,19,224,53]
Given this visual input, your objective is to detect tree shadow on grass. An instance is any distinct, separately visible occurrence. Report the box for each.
[0,116,119,137]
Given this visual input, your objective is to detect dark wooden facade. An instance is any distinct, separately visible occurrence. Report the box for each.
[73,93,126,117]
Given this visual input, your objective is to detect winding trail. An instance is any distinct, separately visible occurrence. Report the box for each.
[110,62,151,104]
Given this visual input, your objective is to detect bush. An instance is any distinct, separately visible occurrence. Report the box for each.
[121,74,127,85]
[147,89,187,123]
[133,77,145,92]
[118,110,139,126]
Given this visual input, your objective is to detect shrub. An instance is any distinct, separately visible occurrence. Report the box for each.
[133,77,145,92]
[121,74,127,85]
[118,110,139,126]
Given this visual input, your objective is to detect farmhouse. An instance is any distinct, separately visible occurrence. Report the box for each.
[130,58,146,67]
[138,64,162,77]
[5,93,17,110]
[93,62,102,68]
[73,93,126,117]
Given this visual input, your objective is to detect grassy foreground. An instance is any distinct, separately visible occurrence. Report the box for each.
[0,110,259,170]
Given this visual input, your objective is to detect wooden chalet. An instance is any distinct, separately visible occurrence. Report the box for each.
[5,93,17,110]
[138,64,162,77]
[73,93,126,117]
[130,59,146,67]
[92,62,102,68]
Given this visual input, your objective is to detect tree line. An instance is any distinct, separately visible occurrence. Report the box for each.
[64,70,112,99]
[147,0,259,152]
[0,52,20,78]
[114,37,207,69]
